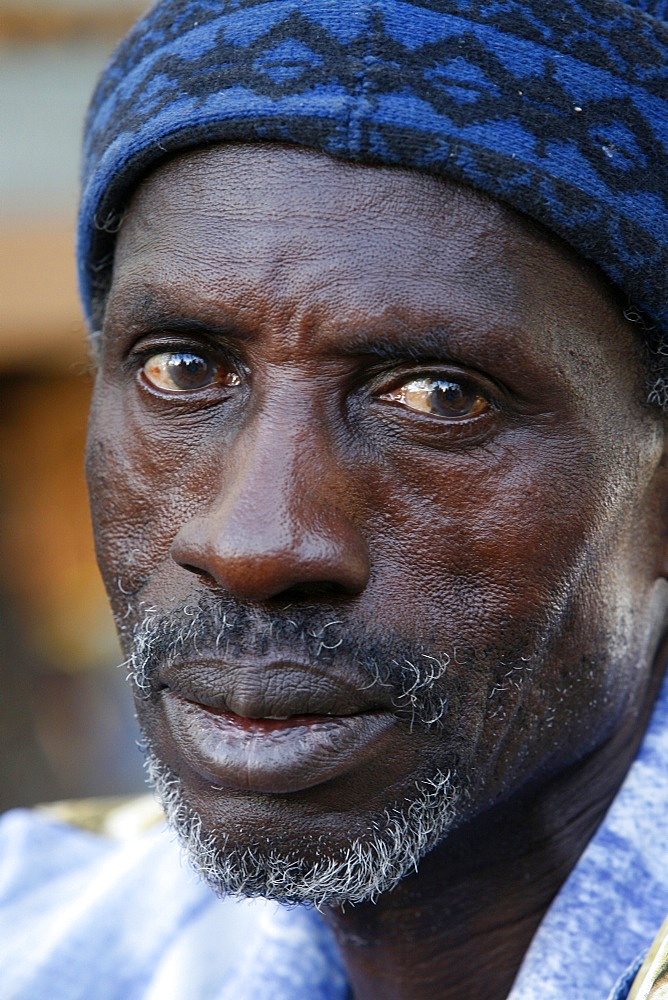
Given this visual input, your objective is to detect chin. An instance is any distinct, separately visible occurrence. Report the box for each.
[143,745,461,907]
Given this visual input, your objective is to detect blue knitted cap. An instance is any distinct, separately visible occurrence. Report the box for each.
[79,0,667,353]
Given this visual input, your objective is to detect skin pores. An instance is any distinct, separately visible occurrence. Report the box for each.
[87,145,666,909]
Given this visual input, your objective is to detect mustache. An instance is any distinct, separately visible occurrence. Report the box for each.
[123,592,472,728]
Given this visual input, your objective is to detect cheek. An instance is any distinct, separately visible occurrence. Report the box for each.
[360,431,645,782]
[364,430,603,645]
[86,390,207,612]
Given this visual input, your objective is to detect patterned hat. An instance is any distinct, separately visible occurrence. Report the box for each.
[79,0,667,372]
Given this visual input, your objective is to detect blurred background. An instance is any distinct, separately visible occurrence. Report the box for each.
[1,0,152,809]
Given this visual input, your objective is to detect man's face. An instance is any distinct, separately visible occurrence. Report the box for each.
[87,144,666,904]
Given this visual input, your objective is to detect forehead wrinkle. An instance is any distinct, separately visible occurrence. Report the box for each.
[130,143,489,225]
[110,219,530,354]
[104,271,550,399]
[115,147,542,302]
[108,145,631,381]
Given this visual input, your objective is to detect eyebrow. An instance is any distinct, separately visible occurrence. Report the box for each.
[108,305,471,367]
[103,287,253,344]
[333,328,469,363]
[104,280,517,372]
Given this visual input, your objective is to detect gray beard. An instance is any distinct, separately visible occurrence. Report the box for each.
[144,746,459,907]
[124,596,495,906]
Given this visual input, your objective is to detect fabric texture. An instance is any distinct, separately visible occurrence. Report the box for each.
[79,0,667,365]
[0,670,666,1000]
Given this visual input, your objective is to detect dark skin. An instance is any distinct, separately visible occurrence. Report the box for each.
[87,144,668,998]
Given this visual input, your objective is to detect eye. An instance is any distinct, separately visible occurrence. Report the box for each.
[141,351,241,393]
[379,375,491,420]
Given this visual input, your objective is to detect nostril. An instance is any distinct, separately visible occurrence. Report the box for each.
[277,580,352,602]
[171,509,370,601]
[179,563,219,588]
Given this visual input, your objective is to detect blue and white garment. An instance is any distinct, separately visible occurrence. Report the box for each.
[0,671,666,1000]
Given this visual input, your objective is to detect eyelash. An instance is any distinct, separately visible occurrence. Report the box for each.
[373,364,499,405]
[129,339,243,386]
[359,364,505,448]
[127,339,504,443]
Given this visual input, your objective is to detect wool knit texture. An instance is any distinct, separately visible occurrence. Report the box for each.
[79,0,667,363]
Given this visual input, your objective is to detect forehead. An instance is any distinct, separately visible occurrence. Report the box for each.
[115,143,583,309]
[107,144,642,411]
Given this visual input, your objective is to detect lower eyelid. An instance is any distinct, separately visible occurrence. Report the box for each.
[379,398,491,422]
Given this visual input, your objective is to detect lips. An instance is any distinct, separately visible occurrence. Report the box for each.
[154,657,398,794]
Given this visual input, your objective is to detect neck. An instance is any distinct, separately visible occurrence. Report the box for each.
[322,658,666,1000]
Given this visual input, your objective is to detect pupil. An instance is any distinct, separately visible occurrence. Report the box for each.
[168,354,211,389]
[434,380,469,415]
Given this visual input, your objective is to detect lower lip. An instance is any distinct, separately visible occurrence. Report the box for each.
[161,691,396,794]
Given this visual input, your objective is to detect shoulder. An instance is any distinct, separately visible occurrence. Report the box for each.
[0,805,116,901]
[0,801,202,999]
[0,802,287,1000]
[0,795,164,895]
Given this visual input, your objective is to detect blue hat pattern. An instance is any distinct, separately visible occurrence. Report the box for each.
[79,0,667,375]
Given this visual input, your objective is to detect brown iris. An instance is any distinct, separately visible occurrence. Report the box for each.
[142,352,240,393]
[380,376,490,420]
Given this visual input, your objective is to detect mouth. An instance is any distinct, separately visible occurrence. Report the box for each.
[154,658,398,795]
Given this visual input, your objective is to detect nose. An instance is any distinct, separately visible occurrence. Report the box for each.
[170,417,370,603]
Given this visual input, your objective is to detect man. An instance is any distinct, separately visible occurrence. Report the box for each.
[1,1,666,998]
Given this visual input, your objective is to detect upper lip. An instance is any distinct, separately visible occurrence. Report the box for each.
[157,654,388,719]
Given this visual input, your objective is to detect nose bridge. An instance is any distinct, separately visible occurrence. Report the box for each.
[170,387,370,601]
[227,399,330,542]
